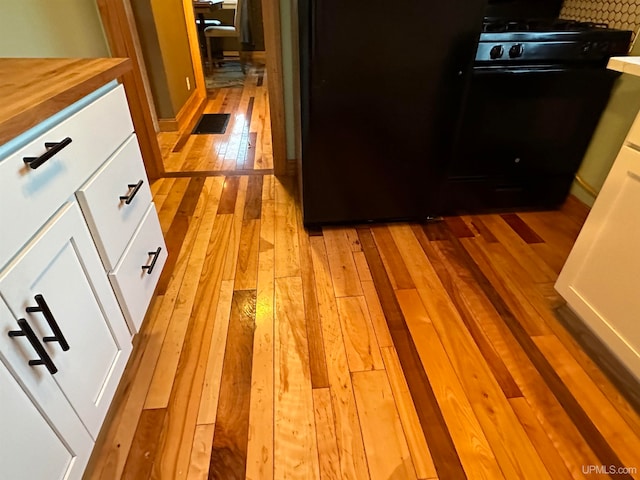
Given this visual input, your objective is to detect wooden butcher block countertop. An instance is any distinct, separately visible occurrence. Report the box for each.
[0,58,131,146]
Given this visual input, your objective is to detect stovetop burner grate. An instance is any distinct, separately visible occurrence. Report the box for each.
[482,18,610,33]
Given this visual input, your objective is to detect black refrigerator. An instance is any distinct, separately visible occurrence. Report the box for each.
[298,0,487,226]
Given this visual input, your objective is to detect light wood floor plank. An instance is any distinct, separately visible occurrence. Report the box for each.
[380,346,437,480]
[360,280,394,349]
[335,296,384,372]
[353,251,373,283]
[245,177,275,480]
[313,388,342,480]
[186,424,215,480]
[196,279,234,425]
[274,277,320,480]
[322,228,364,297]
[352,369,417,480]
[274,176,301,278]
[309,236,371,480]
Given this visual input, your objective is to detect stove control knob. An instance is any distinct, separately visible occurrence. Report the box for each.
[490,45,504,59]
[509,44,524,58]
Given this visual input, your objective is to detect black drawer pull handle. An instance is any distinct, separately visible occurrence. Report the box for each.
[8,319,58,375]
[26,294,70,352]
[142,247,162,274]
[119,180,144,205]
[23,137,73,170]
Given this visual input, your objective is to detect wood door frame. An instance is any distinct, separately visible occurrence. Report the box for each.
[97,0,288,176]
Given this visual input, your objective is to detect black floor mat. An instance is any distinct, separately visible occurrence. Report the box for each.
[192,113,230,134]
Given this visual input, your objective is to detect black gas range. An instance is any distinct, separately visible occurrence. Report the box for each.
[441,18,633,214]
[476,19,632,65]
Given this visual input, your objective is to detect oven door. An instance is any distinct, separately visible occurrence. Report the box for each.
[443,65,619,212]
[452,65,619,178]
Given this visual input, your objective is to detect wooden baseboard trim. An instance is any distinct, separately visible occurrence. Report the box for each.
[158,117,178,131]
[158,88,206,132]
[555,304,640,414]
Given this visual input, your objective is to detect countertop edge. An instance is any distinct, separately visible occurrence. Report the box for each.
[0,58,132,146]
[607,56,640,77]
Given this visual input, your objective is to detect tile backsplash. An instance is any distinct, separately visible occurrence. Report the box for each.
[561,0,640,47]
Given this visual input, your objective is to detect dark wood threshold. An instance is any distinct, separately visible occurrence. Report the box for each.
[163,169,274,178]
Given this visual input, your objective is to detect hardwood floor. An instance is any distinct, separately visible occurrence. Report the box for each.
[158,56,273,175]
[85,67,640,479]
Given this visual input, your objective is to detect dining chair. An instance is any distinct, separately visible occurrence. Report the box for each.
[204,0,245,73]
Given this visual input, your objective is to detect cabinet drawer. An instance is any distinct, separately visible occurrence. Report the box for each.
[0,85,133,268]
[109,203,167,333]
[76,135,152,270]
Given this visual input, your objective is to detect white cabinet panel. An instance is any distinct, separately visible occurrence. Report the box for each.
[109,203,167,333]
[1,298,94,480]
[0,358,92,480]
[556,145,640,379]
[0,202,132,438]
[627,110,640,150]
[76,135,152,270]
[0,85,133,268]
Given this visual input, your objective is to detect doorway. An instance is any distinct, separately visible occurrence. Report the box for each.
[96,0,287,177]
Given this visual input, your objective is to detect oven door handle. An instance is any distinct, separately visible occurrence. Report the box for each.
[473,65,603,75]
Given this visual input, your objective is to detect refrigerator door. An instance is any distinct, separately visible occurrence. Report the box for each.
[298,0,487,225]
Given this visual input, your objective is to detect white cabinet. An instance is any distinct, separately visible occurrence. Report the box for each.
[0,355,93,480]
[556,124,640,380]
[0,202,132,438]
[0,80,166,479]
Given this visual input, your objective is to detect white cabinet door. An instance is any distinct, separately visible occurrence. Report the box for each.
[556,145,640,380]
[0,355,93,480]
[0,202,132,439]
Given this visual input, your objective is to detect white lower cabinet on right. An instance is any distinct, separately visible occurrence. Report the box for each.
[556,145,640,380]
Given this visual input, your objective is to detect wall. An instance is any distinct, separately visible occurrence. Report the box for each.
[280,0,298,160]
[0,1,109,58]
[131,0,195,120]
[561,0,640,205]
[562,0,640,41]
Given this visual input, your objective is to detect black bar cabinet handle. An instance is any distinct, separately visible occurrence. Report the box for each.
[119,180,144,205]
[142,247,162,274]
[26,294,70,352]
[8,319,58,375]
[23,137,72,170]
